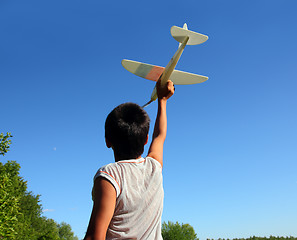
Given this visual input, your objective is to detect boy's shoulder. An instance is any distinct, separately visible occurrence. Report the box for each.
[145,156,163,169]
[93,162,122,198]
[95,156,162,176]
[94,162,120,181]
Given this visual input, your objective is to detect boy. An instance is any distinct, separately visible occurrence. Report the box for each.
[84,79,175,240]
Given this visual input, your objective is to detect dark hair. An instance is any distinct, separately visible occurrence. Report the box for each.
[105,102,150,160]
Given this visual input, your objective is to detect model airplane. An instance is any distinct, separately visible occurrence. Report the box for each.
[122,23,209,107]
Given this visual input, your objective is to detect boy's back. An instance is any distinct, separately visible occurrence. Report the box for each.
[94,156,163,239]
[84,80,174,240]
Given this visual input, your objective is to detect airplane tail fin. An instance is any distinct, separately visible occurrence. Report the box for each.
[172,23,208,45]
[178,23,188,47]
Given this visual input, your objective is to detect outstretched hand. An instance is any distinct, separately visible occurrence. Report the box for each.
[156,80,175,100]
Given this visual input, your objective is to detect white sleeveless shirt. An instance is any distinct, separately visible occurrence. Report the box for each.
[93,156,164,240]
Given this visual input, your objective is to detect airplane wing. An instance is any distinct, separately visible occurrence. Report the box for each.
[122,59,208,85]
[122,59,164,81]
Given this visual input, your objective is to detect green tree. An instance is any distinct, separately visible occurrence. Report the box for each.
[0,133,79,240]
[0,132,12,156]
[37,218,60,240]
[0,161,24,239]
[0,161,43,239]
[162,221,198,240]
[0,161,79,240]
[58,222,79,240]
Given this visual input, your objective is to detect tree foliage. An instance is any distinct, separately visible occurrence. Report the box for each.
[0,161,23,239]
[0,132,12,156]
[0,132,78,240]
[161,222,297,240]
[162,221,198,240]
[0,160,79,239]
[58,222,79,240]
[207,237,297,240]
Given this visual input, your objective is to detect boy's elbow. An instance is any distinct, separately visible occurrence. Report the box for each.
[158,133,167,143]
[84,235,105,240]
[83,232,94,240]
[83,235,91,240]
[153,130,167,140]
[84,231,106,240]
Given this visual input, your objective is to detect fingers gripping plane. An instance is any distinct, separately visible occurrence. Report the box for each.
[122,23,209,107]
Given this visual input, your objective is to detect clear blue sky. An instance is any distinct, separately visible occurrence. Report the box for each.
[1,1,297,239]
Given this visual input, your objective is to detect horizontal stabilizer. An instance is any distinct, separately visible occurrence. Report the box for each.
[122,59,208,85]
[171,26,208,45]
[170,69,208,85]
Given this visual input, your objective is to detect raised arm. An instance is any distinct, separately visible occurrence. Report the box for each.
[147,80,174,167]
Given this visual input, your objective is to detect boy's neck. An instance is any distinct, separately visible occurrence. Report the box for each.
[114,153,143,162]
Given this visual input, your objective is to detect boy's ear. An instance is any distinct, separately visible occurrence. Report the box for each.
[105,138,112,148]
[144,135,149,145]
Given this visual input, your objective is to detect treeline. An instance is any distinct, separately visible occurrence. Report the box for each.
[161,220,297,240]
[0,160,78,239]
[0,133,78,239]
[207,237,297,240]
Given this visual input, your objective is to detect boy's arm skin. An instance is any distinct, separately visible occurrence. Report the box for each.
[147,80,175,167]
[84,178,116,240]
